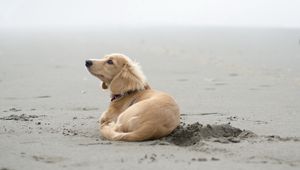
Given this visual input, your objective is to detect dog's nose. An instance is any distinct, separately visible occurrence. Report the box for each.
[85,60,93,67]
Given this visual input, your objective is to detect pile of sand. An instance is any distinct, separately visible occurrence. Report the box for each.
[162,122,256,146]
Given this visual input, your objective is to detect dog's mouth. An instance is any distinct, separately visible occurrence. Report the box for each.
[92,73,108,82]
[96,74,104,78]
[92,73,104,79]
[86,68,110,84]
[87,69,103,78]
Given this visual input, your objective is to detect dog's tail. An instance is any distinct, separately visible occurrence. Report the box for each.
[100,123,156,141]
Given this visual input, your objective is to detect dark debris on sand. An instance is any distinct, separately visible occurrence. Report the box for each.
[0,114,39,121]
[162,122,256,146]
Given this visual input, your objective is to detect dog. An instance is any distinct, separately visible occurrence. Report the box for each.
[85,53,180,141]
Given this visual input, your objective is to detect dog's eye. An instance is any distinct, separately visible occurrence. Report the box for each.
[107,59,113,65]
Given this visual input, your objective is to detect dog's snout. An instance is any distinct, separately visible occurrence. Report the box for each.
[85,60,93,67]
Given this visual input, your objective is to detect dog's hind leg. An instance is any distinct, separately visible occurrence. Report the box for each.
[100,122,158,141]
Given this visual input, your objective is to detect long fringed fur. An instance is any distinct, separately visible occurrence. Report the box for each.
[109,58,147,95]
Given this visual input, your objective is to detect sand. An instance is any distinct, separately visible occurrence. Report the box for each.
[162,122,254,146]
[0,27,300,169]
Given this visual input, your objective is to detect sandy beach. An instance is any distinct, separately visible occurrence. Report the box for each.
[0,27,300,169]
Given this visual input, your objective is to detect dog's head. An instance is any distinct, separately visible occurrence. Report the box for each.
[85,53,147,94]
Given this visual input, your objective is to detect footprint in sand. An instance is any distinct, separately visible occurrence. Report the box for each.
[32,155,66,164]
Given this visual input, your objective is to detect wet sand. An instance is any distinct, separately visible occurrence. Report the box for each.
[0,27,300,169]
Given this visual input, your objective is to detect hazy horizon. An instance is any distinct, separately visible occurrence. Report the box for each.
[1,0,300,30]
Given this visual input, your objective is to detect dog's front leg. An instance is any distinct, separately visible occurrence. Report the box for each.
[99,110,110,126]
[99,110,119,127]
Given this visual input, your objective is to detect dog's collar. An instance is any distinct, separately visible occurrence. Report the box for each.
[110,85,150,102]
[110,90,137,102]
[111,94,123,102]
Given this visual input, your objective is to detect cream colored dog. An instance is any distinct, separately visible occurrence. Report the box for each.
[85,53,180,141]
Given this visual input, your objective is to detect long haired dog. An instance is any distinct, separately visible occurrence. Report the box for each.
[85,53,180,141]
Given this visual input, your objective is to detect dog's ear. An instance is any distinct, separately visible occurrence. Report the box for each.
[110,63,146,94]
[101,82,108,89]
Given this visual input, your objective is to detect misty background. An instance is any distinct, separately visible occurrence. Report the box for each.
[1,0,300,30]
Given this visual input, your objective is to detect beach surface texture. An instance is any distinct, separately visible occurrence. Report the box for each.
[1,27,300,170]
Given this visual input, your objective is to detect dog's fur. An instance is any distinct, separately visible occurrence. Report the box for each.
[86,53,180,141]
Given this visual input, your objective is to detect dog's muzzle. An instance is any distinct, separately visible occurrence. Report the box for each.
[85,60,93,68]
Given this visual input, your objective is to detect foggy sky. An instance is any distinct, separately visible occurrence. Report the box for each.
[1,0,300,29]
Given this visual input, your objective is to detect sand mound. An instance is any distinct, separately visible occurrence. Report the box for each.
[162,122,256,146]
